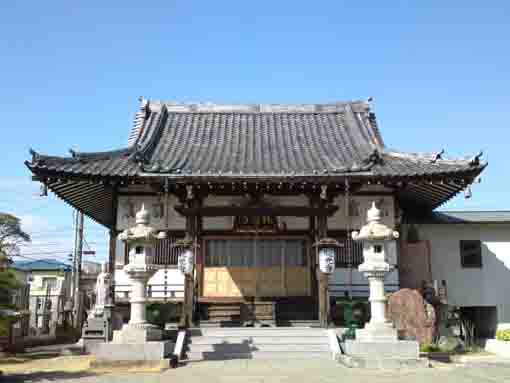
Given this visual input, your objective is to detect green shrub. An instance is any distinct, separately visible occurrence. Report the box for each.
[496,329,510,341]
[420,343,441,353]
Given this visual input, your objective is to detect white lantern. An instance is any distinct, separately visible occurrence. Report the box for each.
[319,247,336,274]
[178,248,194,275]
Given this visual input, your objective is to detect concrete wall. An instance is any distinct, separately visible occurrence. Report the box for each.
[415,223,510,329]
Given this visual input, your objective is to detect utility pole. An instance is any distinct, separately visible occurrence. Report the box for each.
[72,210,84,329]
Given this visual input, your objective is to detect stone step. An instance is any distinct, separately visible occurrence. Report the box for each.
[190,332,328,338]
[190,326,325,332]
[189,336,328,345]
[184,351,330,361]
[187,344,330,352]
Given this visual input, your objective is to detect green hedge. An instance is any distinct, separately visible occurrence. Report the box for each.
[496,329,510,341]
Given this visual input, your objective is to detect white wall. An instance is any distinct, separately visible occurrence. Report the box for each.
[116,195,186,231]
[328,195,395,230]
[416,223,510,329]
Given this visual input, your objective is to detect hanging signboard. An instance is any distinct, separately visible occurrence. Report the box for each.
[233,215,279,233]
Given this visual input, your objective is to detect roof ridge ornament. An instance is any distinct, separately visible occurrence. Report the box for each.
[469,151,483,166]
[431,149,445,163]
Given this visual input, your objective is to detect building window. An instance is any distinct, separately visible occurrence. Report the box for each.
[460,240,482,268]
[42,277,57,291]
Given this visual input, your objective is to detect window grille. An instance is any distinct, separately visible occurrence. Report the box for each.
[334,238,363,268]
[205,239,306,267]
[153,235,184,266]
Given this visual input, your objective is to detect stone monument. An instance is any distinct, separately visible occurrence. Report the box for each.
[89,204,174,362]
[81,262,114,351]
[340,202,424,369]
[387,288,437,344]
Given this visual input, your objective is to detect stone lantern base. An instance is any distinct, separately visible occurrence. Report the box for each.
[341,323,423,369]
[355,322,398,342]
[113,323,163,343]
[89,324,174,362]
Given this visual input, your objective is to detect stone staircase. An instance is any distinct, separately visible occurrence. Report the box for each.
[183,327,334,361]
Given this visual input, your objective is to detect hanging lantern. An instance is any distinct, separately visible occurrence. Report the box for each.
[178,248,194,275]
[172,237,200,276]
[313,238,340,274]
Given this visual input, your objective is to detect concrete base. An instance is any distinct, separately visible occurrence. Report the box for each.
[342,339,424,369]
[113,323,163,343]
[355,322,398,342]
[89,358,175,371]
[91,340,175,361]
[485,339,510,358]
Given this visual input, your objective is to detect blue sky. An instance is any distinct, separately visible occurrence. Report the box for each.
[0,1,508,263]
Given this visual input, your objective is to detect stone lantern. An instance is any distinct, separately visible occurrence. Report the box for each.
[87,205,175,363]
[351,202,399,341]
[340,201,421,368]
[117,204,167,341]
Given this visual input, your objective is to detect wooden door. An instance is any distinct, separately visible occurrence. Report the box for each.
[399,240,432,290]
[202,238,310,298]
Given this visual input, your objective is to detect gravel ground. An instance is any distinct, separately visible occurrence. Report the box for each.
[2,357,510,383]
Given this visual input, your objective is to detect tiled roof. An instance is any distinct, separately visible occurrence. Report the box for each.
[13,259,71,271]
[25,99,487,228]
[26,100,483,180]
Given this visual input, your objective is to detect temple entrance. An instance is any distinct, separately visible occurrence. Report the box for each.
[202,238,311,298]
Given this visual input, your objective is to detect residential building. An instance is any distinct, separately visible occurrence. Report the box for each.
[13,259,72,336]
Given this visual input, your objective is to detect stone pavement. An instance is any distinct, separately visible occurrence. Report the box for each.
[2,358,510,383]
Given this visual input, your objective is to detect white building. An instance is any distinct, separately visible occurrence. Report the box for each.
[406,211,510,335]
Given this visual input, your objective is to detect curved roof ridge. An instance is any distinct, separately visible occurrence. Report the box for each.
[382,149,484,165]
[147,99,371,114]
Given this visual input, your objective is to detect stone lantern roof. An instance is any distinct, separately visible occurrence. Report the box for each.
[352,202,399,242]
[118,204,166,246]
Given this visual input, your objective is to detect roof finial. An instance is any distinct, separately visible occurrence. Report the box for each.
[431,149,445,163]
[469,151,483,166]
[138,96,148,109]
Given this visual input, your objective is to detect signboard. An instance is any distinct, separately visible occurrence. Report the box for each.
[233,215,279,233]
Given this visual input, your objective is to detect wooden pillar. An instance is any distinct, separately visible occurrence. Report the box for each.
[108,230,117,305]
[316,203,329,328]
[181,197,201,328]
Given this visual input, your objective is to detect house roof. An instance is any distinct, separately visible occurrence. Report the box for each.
[12,259,71,272]
[25,99,486,228]
[414,211,510,224]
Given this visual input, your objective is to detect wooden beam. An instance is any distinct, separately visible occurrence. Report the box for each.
[174,205,338,217]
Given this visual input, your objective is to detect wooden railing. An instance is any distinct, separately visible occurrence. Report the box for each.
[114,283,184,301]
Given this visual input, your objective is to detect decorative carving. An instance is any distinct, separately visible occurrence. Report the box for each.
[186,185,194,200]
[320,184,328,200]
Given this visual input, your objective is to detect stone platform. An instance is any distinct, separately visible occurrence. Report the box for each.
[92,340,174,361]
[341,339,425,369]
